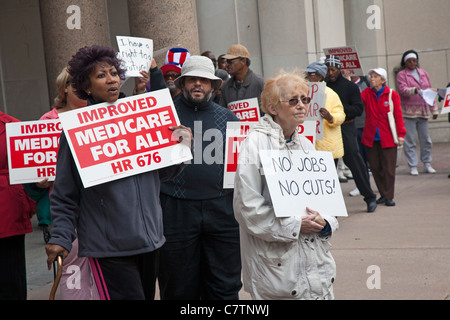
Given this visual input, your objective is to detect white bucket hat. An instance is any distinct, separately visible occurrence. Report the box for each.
[174,56,223,90]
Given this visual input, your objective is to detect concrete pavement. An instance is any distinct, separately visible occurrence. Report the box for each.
[26,142,450,300]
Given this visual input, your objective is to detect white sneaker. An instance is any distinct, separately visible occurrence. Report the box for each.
[424,163,436,174]
[410,167,419,176]
[349,188,360,196]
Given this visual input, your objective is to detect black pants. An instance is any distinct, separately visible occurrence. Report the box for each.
[0,235,27,300]
[341,122,376,203]
[97,249,159,300]
[159,192,242,300]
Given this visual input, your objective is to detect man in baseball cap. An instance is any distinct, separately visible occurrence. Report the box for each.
[219,44,264,113]
[159,56,242,300]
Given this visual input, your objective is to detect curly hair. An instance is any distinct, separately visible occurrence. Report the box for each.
[68,45,126,100]
[400,49,420,69]
[261,69,309,114]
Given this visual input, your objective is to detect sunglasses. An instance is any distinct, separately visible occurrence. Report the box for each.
[280,96,311,106]
[226,57,242,64]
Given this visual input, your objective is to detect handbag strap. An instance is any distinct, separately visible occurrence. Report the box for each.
[388,90,394,113]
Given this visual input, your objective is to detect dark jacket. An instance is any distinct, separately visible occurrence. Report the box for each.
[326,73,364,122]
[161,94,239,200]
[219,69,264,109]
[48,68,185,258]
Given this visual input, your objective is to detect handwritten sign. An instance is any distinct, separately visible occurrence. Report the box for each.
[260,149,347,217]
[58,88,192,188]
[223,122,257,188]
[440,87,450,114]
[323,45,363,76]
[6,119,62,184]
[116,36,153,78]
[227,98,260,122]
[306,82,326,140]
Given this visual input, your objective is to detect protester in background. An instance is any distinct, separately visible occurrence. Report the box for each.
[24,67,87,244]
[155,47,190,99]
[396,49,438,176]
[158,56,242,300]
[201,50,217,69]
[219,44,264,111]
[217,54,228,72]
[234,69,338,300]
[213,68,229,104]
[361,68,406,207]
[45,45,191,300]
[0,111,35,300]
[345,72,371,196]
[306,62,345,165]
[325,55,377,212]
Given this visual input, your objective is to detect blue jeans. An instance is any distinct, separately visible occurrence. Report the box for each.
[158,192,242,300]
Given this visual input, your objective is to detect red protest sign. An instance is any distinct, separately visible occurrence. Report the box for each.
[6,119,62,184]
[58,89,192,188]
[227,98,260,122]
[323,45,364,76]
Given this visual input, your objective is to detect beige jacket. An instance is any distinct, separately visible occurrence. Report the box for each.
[233,114,338,300]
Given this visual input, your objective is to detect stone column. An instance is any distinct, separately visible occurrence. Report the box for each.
[39,0,111,103]
[126,0,200,66]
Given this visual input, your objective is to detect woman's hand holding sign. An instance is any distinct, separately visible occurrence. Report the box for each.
[300,207,327,234]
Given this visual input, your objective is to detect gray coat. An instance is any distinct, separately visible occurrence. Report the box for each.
[219,69,264,110]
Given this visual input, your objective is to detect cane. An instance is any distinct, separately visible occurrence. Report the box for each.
[49,254,63,300]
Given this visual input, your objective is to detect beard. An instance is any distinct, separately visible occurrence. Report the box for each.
[184,86,212,105]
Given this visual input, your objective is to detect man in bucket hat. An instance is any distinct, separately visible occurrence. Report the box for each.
[159,56,242,299]
[219,44,264,113]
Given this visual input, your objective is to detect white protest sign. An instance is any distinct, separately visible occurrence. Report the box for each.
[116,36,153,78]
[297,121,316,147]
[58,88,192,188]
[306,82,326,140]
[440,88,450,114]
[6,119,62,184]
[227,98,260,122]
[260,149,347,217]
[323,45,364,76]
[223,122,257,188]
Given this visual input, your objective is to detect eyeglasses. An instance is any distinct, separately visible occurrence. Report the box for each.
[280,96,311,106]
[164,72,180,80]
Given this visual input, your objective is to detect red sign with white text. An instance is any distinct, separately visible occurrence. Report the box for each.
[323,45,364,76]
[58,89,192,188]
[6,119,62,184]
[227,98,260,122]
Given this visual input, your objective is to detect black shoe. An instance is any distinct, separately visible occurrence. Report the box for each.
[376,196,385,204]
[385,199,396,206]
[367,200,377,212]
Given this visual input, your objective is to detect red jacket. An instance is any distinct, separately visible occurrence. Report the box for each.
[361,86,406,148]
[0,111,34,239]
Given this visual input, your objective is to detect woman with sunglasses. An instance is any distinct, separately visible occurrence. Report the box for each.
[396,49,439,176]
[233,70,338,300]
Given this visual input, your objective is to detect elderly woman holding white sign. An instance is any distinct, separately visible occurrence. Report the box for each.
[233,70,338,300]
[45,45,192,300]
